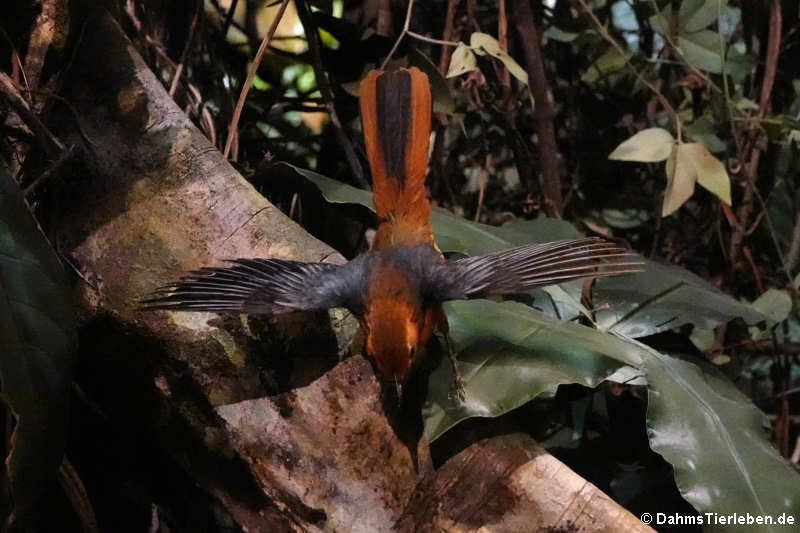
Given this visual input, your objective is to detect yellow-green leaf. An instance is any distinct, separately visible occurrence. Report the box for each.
[663,143,697,216]
[469,32,529,84]
[581,48,630,83]
[752,289,792,324]
[609,128,674,162]
[681,143,731,205]
[447,42,478,78]
[690,326,715,352]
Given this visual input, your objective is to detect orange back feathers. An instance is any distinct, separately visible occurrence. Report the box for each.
[359,68,433,248]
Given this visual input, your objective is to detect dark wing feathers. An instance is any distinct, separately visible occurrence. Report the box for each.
[430,237,643,301]
[142,238,640,314]
[141,258,364,314]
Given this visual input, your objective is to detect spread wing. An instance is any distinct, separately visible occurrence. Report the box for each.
[141,258,366,314]
[428,238,642,301]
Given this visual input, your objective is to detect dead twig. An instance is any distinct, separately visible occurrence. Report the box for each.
[169,0,202,97]
[787,209,800,275]
[728,0,783,278]
[58,458,99,533]
[438,0,461,76]
[24,144,76,196]
[0,71,65,159]
[497,0,510,88]
[222,0,240,38]
[223,0,290,159]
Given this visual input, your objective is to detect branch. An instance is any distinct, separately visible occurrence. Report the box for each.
[438,0,462,75]
[729,0,783,274]
[510,0,563,217]
[0,71,65,159]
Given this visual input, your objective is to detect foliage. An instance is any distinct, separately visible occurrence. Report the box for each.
[0,170,76,521]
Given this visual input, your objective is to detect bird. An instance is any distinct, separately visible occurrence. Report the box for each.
[143,67,642,395]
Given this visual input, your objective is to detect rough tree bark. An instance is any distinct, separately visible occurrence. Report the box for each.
[43,7,654,532]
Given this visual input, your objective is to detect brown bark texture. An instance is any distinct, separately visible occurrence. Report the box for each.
[44,8,654,532]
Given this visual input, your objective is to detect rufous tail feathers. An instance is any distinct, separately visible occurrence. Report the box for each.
[360,68,433,248]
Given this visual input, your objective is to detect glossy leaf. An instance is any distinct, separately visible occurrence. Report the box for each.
[639,341,800,533]
[594,257,767,337]
[422,300,642,440]
[609,128,674,163]
[0,170,76,518]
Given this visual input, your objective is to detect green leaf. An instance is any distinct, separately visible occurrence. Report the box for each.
[409,47,455,115]
[679,0,727,33]
[543,26,581,43]
[663,143,697,215]
[277,162,581,256]
[685,115,727,153]
[422,300,642,441]
[581,47,630,84]
[446,42,477,79]
[469,32,529,85]
[678,29,724,73]
[600,208,650,229]
[751,289,792,324]
[640,343,800,533]
[648,2,673,37]
[682,142,732,205]
[0,170,76,518]
[609,128,675,162]
[594,258,768,337]
[689,326,715,352]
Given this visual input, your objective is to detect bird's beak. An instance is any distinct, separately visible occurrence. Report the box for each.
[394,377,403,400]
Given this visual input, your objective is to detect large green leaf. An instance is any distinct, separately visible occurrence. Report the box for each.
[0,170,76,518]
[422,300,642,441]
[637,340,800,533]
[594,258,766,337]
